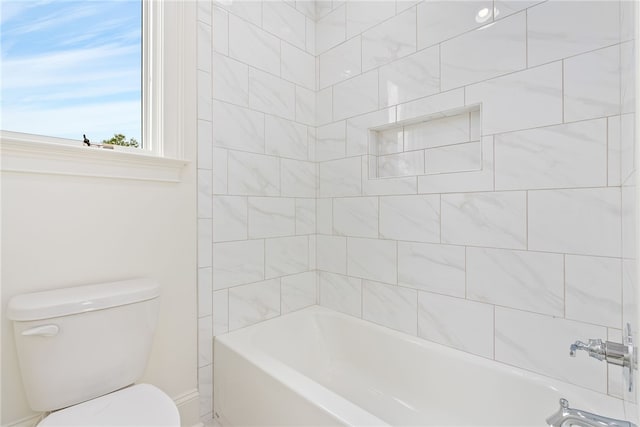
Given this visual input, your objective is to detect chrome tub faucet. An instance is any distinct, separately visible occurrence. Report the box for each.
[546,398,636,427]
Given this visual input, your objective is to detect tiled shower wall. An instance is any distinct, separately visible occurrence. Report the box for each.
[197,0,638,421]
[196,0,318,420]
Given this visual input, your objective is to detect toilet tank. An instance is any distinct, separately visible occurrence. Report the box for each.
[7,278,160,412]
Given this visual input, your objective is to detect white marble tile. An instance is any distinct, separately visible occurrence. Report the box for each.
[333,197,379,238]
[317,235,347,274]
[319,157,362,197]
[333,70,379,121]
[316,121,346,161]
[528,188,622,257]
[621,0,636,42]
[249,68,296,120]
[379,46,440,108]
[198,316,213,367]
[608,116,622,187]
[281,159,316,198]
[316,198,333,234]
[213,196,247,242]
[379,195,440,243]
[266,236,309,278]
[295,86,316,127]
[621,114,635,184]
[229,279,280,331]
[198,218,213,268]
[425,141,482,174]
[228,15,279,75]
[495,307,607,393]
[347,107,396,156]
[374,127,404,155]
[363,175,418,196]
[198,120,213,170]
[319,37,362,89]
[465,62,563,135]
[363,281,417,335]
[316,3,346,54]
[377,151,425,178]
[213,239,264,289]
[227,151,279,196]
[212,289,228,335]
[623,259,637,342]
[282,271,316,313]
[198,21,212,73]
[296,0,316,20]
[213,54,249,106]
[493,0,543,18]
[442,191,527,249]
[295,198,316,235]
[308,127,317,161]
[198,365,213,417]
[265,115,308,160]
[564,45,620,122]
[198,169,213,219]
[315,0,333,18]
[263,1,306,50]
[212,148,228,194]
[309,235,317,270]
[622,182,636,260]
[527,0,620,67]
[213,6,229,54]
[621,41,636,115]
[566,255,622,329]
[417,0,493,49]
[417,136,494,194]
[441,12,526,91]
[213,101,264,152]
[418,292,494,358]
[346,1,395,38]
[396,88,464,123]
[217,0,262,26]
[404,112,471,151]
[467,247,564,316]
[319,272,362,317]
[198,267,213,317]
[305,16,316,55]
[494,119,608,191]
[281,42,316,91]
[248,197,296,238]
[398,242,465,297]
[197,70,212,121]
[198,0,212,25]
[316,86,334,126]
[362,7,416,71]
[347,237,397,284]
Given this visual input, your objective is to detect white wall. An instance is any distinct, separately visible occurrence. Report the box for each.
[1,3,200,426]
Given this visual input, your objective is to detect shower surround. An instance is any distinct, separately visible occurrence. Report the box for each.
[196,0,638,422]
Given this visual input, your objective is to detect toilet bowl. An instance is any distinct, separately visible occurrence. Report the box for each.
[7,278,180,427]
[38,384,179,427]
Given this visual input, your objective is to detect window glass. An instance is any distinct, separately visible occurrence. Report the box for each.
[1,1,142,147]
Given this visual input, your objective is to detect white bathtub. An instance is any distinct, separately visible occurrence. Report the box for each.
[213,306,627,426]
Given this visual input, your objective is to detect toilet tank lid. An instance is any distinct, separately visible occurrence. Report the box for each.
[7,278,160,321]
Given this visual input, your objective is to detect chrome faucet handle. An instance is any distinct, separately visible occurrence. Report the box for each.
[569,338,606,361]
[546,398,637,427]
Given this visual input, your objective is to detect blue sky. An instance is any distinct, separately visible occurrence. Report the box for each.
[1,0,142,144]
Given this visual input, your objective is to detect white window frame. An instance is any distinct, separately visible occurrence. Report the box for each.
[0,0,194,182]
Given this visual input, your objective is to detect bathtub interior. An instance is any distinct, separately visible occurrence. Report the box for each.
[218,306,625,426]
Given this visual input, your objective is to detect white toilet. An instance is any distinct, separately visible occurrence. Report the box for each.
[7,278,180,426]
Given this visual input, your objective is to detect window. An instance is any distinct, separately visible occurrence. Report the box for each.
[1,1,143,148]
[0,1,195,181]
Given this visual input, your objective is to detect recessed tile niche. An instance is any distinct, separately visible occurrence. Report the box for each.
[368,104,482,179]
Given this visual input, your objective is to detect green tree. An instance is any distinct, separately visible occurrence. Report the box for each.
[102,133,139,148]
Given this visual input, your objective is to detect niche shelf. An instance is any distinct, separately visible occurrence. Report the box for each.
[368,104,483,180]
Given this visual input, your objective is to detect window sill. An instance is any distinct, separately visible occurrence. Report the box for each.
[0,133,189,183]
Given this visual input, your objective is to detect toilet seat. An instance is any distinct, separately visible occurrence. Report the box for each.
[38,384,180,427]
